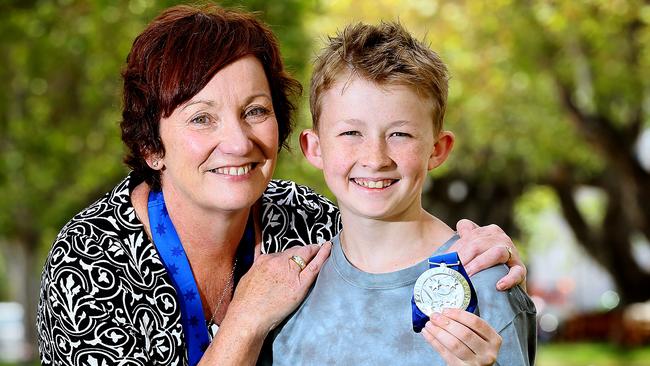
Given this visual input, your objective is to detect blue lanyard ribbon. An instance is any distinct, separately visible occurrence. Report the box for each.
[412,252,478,332]
[148,190,254,365]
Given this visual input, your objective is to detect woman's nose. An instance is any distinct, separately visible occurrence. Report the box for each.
[218,118,254,155]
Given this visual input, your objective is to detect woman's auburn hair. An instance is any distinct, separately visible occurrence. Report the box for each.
[120,4,301,190]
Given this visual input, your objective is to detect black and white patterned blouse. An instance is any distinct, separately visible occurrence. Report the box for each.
[37,173,341,365]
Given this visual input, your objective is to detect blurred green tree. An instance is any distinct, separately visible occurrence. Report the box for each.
[424,0,650,305]
[0,0,314,359]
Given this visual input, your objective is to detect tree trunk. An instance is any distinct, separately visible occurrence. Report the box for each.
[2,237,40,362]
[550,173,650,305]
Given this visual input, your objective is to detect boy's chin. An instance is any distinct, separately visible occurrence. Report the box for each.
[342,204,407,221]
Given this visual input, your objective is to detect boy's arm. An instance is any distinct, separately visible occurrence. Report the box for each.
[447,219,527,291]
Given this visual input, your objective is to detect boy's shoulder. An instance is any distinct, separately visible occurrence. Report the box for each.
[471,265,536,332]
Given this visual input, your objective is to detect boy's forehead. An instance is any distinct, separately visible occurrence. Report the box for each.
[318,76,439,129]
[326,72,430,99]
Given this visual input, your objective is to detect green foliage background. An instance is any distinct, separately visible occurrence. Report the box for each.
[1,0,649,361]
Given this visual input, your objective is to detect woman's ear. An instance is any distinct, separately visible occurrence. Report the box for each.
[299,129,324,170]
[145,151,164,171]
[428,130,455,170]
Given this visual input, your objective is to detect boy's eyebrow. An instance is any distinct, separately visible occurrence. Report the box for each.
[388,120,410,127]
[338,119,412,126]
[340,118,364,125]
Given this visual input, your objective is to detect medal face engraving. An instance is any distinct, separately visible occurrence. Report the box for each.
[413,266,471,316]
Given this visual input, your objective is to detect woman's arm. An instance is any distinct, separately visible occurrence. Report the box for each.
[448,219,527,291]
[198,242,332,365]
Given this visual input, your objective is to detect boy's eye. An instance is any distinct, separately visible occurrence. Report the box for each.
[390,132,412,138]
[340,131,361,136]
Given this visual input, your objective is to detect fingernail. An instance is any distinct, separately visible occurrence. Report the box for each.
[497,280,505,290]
[431,312,441,321]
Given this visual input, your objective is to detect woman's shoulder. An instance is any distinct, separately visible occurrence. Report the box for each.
[48,174,149,272]
[261,179,342,253]
[57,174,141,239]
[263,179,336,210]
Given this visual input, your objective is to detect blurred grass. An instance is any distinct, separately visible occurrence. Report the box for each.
[2,342,649,366]
[537,342,650,366]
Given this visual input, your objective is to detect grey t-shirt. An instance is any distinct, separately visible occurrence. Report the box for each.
[261,234,536,365]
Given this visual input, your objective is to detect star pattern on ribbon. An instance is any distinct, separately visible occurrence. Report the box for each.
[189,315,200,327]
[183,289,197,302]
[171,246,184,257]
[155,223,166,235]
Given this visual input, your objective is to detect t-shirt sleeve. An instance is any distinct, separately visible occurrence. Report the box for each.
[472,265,537,366]
[495,311,537,365]
[261,180,341,253]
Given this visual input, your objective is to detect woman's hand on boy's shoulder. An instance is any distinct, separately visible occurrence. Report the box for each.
[447,219,527,291]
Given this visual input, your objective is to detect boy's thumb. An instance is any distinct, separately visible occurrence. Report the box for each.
[456,219,478,237]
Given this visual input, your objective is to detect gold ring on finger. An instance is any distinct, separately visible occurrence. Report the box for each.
[504,245,513,262]
[290,255,307,270]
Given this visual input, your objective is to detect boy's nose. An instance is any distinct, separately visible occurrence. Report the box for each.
[360,140,393,170]
[217,118,254,156]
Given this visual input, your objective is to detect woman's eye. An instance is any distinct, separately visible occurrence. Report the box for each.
[340,131,361,136]
[245,106,271,120]
[190,114,211,125]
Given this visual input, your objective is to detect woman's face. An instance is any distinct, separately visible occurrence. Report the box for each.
[154,55,279,214]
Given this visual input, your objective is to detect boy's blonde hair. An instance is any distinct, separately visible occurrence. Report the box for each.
[310,22,449,134]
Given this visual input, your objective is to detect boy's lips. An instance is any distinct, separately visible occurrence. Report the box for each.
[351,178,399,189]
[208,163,258,176]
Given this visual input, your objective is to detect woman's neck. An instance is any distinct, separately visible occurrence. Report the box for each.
[132,181,249,263]
[339,209,454,274]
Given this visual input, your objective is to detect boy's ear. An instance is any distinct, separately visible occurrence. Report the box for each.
[428,131,455,170]
[299,129,324,169]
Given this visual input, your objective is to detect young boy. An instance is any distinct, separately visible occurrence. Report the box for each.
[262,22,536,365]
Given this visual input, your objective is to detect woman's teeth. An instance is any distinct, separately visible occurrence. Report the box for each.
[213,164,252,176]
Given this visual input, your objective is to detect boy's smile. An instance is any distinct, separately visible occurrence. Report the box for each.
[351,178,397,189]
[301,74,454,222]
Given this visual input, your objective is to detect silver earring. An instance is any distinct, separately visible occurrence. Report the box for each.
[152,160,159,168]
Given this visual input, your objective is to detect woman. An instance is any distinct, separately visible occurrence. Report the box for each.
[37,4,526,365]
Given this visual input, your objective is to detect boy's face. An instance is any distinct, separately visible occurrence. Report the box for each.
[301,75,454,221]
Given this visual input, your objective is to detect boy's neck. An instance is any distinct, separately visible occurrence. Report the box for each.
[338,208,454,274]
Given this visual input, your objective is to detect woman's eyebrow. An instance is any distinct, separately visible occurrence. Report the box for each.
[244,92,273,104]
[180,99,215,111]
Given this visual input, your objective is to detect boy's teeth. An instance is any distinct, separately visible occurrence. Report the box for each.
[354,179,394,189]
[214,164,252,176]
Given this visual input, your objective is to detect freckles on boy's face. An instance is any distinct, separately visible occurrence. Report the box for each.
[314,75,444,220]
